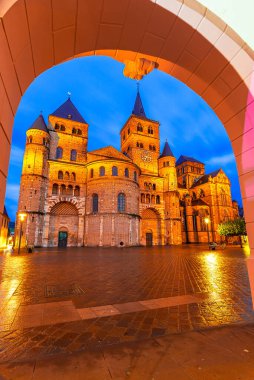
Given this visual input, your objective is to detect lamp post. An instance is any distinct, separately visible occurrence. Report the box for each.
[204,217,210,244]
[18,213,27,254]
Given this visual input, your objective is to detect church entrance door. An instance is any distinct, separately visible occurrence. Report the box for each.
[58,231,68,247]
[146,232,153,246]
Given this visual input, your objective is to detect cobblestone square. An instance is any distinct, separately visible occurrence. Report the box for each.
[0,244,253,365]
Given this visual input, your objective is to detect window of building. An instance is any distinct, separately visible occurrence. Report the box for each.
[65,171,70,180]
[77,129,82,135]
[55,123,60,130]
[56,146,63,159]
[141,193,145,203]
[72,128,76,134]
[146,194,150,204]
[58,171,63,179]
[200,189,205,198]
[60,124,65,131]
[134,171,137,182]
[220,189,227,206]
[140,143,144,148]
[112,166,118,176]
[67,185,73,195]
[71,172,76,181]
[137,123,143,132]
[152,184,156,190]
[52,183,58,195]
[118,193,126,212]
[28,136,33,143]
[148,126,154,134]
[128,128,130,135]
[99,166,105,176]
[90,168,94,178]
[70,149,77,161]
[60,184,66,195]
[124,168,129,178]
[156,195,160,204]
[151,195,155,204]
[92,193,98,213]
[74,186,80,196]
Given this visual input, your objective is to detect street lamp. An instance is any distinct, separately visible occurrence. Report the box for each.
[18,212,27,254]
[204,217,210,244]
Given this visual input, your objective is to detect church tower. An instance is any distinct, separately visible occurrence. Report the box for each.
[159,141,182,245]
[16,115,50,247]
[48,97,88,164]
[120,86,160,175]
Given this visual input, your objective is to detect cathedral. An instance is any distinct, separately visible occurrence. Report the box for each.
[15,90,239,248]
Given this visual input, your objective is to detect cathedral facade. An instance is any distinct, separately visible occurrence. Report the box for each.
[15,91,239,248]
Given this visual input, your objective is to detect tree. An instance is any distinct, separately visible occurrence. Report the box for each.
[217,218,247,247]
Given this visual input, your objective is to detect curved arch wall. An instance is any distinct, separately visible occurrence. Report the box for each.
[0,0,253,296]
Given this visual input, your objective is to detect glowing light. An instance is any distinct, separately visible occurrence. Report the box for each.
[19,213,27,222]
[204,217,210,224]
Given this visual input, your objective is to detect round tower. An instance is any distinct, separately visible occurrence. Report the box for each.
[16,115,50,248]
[159,141,182,244]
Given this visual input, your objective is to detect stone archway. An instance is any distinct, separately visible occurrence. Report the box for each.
[48,201,79,247]
[141,207,162,246]
[0,0,253,298]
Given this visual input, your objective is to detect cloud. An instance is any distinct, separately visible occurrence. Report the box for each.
[205,153,235,166]
[5,184,20,202]
[10,145,24,167]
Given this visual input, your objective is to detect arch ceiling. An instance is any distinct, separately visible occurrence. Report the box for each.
[0,0,253,295]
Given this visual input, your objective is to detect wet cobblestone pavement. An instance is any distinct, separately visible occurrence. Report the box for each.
[0,245,253,364]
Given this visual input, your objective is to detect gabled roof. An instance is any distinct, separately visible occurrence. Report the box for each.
[159,141,174,158]
[192,199,209,207]
[132,88,146,118]
[176,155,204,166]
[27,115,48,134]
[51,98,87,123]
[88,146,132,162]
[191,169,223,187]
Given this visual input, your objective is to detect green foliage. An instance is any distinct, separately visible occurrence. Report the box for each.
[217,218,247,237]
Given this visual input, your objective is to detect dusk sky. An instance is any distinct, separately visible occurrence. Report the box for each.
[5,56,241,221]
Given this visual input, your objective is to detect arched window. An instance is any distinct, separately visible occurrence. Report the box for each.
[148,126,154,134]
[156,195,160,204]
[52,183,58,195]
[140,143,144,148]
[137,123,143,132]
[141,193,145,203]
[220,189,227,206]
[71,172,76,181]
[99,166,105,176]
[118,193,126,212]
[67,185,73,195]
[74,186,80,197]
[92,193,98,213]
[56,146,63,159]
[60,184,66,195]
[55,123,60,130]
[146,194,150,204]
[124,168,129,178]
[77,129,82,135]
[65,171,70,180]
[152,184,156,190]
[136,142,140,147]
[151,195,155,204]
[134,171,137,181]
[58,171,63,180]
[72,128,76,134]
[90,169,94,178]
[112,166,118,176]
[70,149,77,161]
[60,124,65,131]
[200,189,205,198]
[28,136,33,143]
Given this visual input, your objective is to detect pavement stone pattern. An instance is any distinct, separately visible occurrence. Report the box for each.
[0,245,253,364]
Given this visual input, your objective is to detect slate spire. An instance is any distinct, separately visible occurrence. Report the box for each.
[51,98,87,123]
[27,115,49,134]
[159,140,174,158]
[132,82,146,118]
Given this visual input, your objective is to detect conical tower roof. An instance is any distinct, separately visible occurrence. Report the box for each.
[159,140,174,158]
[27,115,48,134]
[51,98,87,123]
[132,86,146,118]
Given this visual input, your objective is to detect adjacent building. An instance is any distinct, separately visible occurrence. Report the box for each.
[15,90,238,248]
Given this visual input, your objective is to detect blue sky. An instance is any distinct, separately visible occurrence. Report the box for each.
[5,56,241,221]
